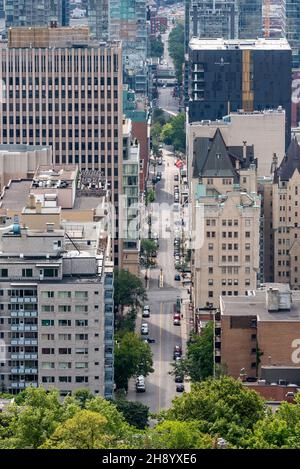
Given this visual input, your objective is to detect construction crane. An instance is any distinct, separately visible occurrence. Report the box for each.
[264,0,270,38]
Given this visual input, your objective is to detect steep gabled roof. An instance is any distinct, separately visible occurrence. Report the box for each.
[275,135,300,182]
[192,128,254,182]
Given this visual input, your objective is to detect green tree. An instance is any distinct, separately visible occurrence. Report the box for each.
[7,387,79,448]
[165,376,265,446]
[73,388,94,409]
[161,113,185,152]
[114,400,149,430]
[152,108,166,127]
[114,332,154,390]
[146,188,156,205]
[40,410,112,449]
[150,35,164,57]
[146,420,213,449]
[115,308,137,333]
[141,239,157,259]
[114,269,147,312]
[168,23,184,85]
[186,323,214,382]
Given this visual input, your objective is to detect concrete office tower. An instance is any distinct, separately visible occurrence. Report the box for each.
[187,108,286,177]
[109,0,148,89]
[189,128,260,310]
[189,1,238,40]
[5,0,70,29]
[188,38,292,145]
[285,0,300,67]
[0,180,114,397]
[238,0,263,38]
[272,136,300,289]
[0,27,123,265]
[88,0,109,41]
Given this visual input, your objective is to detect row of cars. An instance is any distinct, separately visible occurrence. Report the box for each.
[136,305,154,393]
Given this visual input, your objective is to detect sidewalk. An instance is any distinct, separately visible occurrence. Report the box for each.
[180,297,193,393]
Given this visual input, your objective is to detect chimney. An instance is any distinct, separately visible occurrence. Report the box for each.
[27,194,36,209]
[242,141,247,160]
[35,201,42,214]
[46,223,54,232]
[266,288,279,311]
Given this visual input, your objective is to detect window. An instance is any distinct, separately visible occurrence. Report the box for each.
[58,305,71,313]
[75,334,88,340]
[58,291,71,298]
[58,334,71,340]
[245,267,250,274]
[58,362,72,369]
[75,348,88,354]
[41,291,54,298]
[75,291,88,299]
[208,279,213,286]
[42,376,55,383]
[41,319,54,326]
[245,219,251,226]
[43,268,58,278]
[58,320,72,327]
[41,362,55,369]
[208,267,213,274]
[76,320,88,327]
[0,269,8,277]
[41,305,55,312]
[41,334,54,340]
[245,232,250,238]
[245,244,250,250]
[22,269,33,277]
[75,305,88,313]
[75,362,88,369]
[245,279,251,286]
[245,255,250,262]
[58,348,72,354]
[42,348,55,354]
[208,255,213,262]
[75,376,88,383]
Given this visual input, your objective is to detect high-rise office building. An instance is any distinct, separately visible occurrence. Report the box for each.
[0,26,123,265]
[5,0,70,29]
[238,0,263,38]
[87,0,109,41]
[109,0,148,92]
[285,0,300,68]
[189,1,238,41]
[188,38,292,145]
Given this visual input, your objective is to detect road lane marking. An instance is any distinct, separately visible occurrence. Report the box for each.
[158,301,163,411]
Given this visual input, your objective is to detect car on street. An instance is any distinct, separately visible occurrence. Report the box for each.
[175,255,180,262]
[141,323,149,335]
[175,374,184,383]
[174,274,181,281]
[157,171,162,181]
[173,318,181,326]
[176,384,185,392]
[142,337,156,344]
[174,174,179,181]
[173,203,180,212]
[136,375,146,392]
[174,195,179,203]
[142,305,150,318]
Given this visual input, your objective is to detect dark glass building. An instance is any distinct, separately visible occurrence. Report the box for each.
[188,38,292,144]
[238,0,263,39]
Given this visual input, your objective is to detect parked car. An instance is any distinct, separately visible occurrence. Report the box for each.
[136,375,146,392]
[175,374,184,383]
[176,384,185,392]
[142,305,150,318]
[141,323,149,335]
[174,174,179,181]
[156,172,162,181]
[173,318,181,326]
[174,274,181,281]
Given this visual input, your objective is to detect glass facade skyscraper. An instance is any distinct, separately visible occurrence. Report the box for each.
[285,0,300,68]
[238,0,263,38]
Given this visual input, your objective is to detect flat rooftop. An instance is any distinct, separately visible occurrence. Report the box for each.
[32,165,78,189]
[189,108,286,127]
[221,284,300,322]
[0,180,31,210]
[189,37,291,51]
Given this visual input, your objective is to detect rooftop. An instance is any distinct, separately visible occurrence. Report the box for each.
[221,284,300,322]
[0,180,31,210]
[189,37,291,51]
[32,165,78,189]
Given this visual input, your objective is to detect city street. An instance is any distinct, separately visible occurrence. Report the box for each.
[126,149,190,413]
[157,27,179,116]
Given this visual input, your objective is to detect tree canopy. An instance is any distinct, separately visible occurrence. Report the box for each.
[168,23,184,85]
[161,113,185,152]
[114,332,154,391]
[150,36,164,58]
[114,269,147,311]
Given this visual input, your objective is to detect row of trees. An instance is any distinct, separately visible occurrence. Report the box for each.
[168,22,184,85]
[151,108,186,153]
[150,35,164,58]
[113,270,154,392]
[3,377,300,448]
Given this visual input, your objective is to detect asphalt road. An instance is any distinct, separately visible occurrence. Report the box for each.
[126,149,190,413]
[157,27,179,116]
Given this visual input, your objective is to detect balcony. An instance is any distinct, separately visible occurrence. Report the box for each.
[11,311,38,318]
[11,297,37,304]
[11,325,37,332]
[10,338,37,346]
[11,353,38,360]
[11,368,38,374]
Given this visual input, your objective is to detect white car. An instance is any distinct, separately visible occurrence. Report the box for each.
[141,323,149,335]
[136,375,146,392]
[142,306,150,318]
